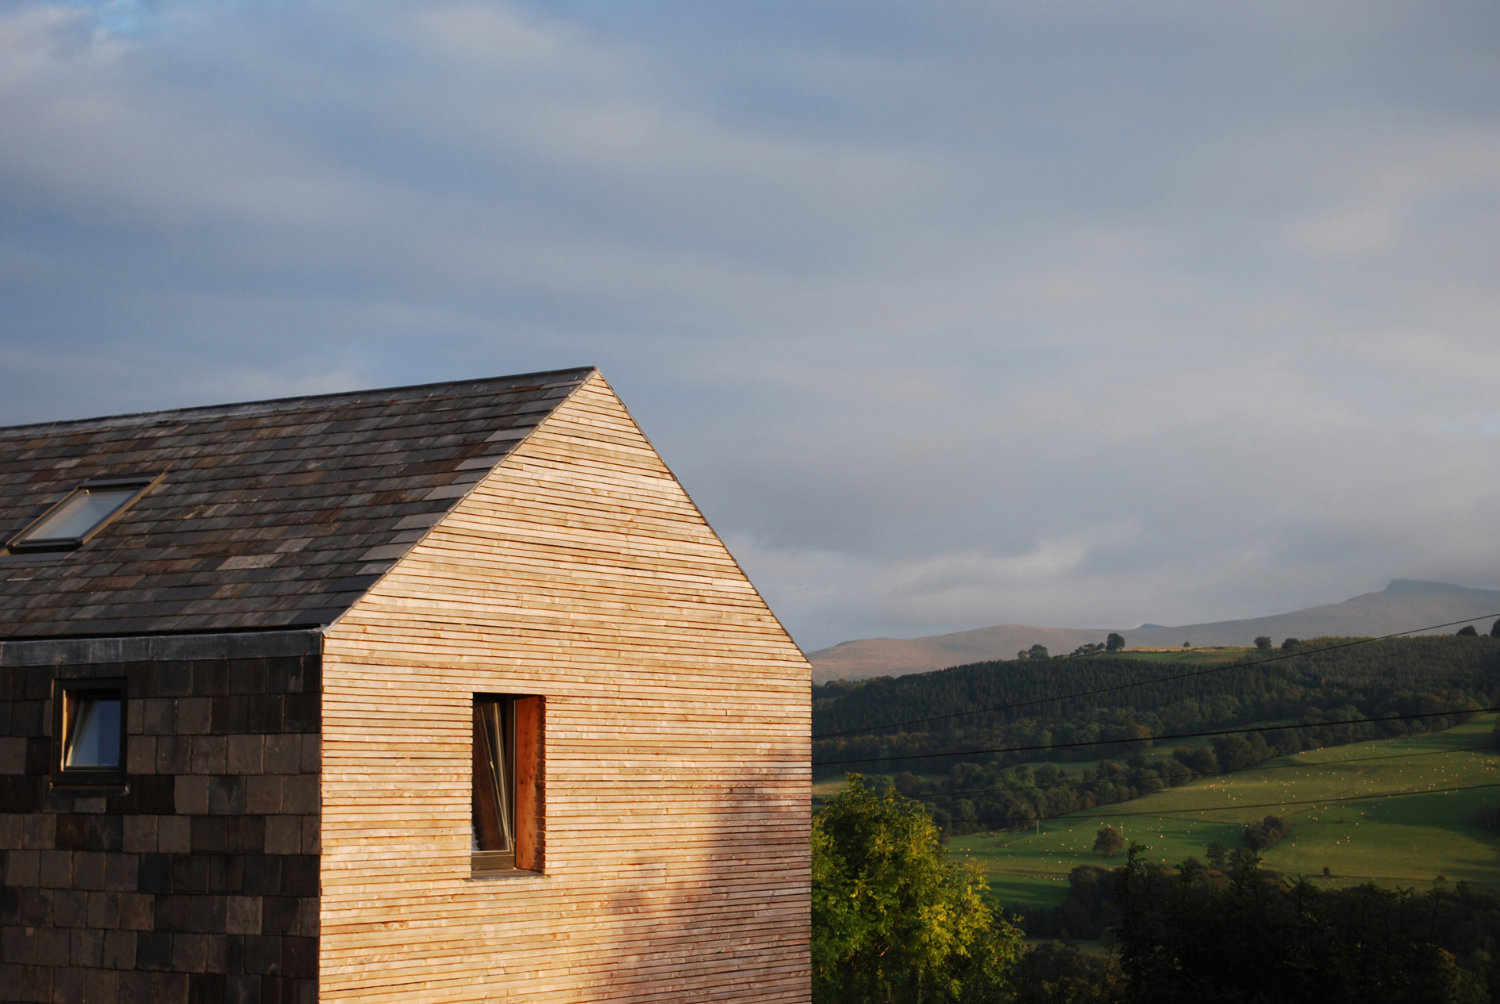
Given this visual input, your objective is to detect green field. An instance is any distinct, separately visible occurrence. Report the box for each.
[948,716,1500,912]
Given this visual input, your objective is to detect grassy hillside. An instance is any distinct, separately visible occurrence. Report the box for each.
[814,636,1500,777]
[950,715,1500,912]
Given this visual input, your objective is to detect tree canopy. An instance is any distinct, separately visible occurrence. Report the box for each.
[812,776,1022,1003]
[1112,846,1496,1002]
[1093,825,1126,858]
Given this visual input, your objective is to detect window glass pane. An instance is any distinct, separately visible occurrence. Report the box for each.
[65,696,122,768]
[473,698,514,853]
[25,488,138,542]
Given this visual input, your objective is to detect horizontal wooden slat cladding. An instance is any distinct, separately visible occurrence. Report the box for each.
[322,373,810,1002]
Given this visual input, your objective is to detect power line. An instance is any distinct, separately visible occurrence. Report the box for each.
[919,742,1497,802]
[1086,779,1500,820]
[813,705,1498,768]
[813,614,1500,740]
[952,780,1500,832]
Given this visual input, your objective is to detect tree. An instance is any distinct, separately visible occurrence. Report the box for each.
[1491,618,1500,638]
[1028,644,1050,661]
[1011,942,1124,1003]
[1243,814,1291,850]
[812,776,1022,1003]
[1457,625,1478,636]
[1106,632,1126,653]
[1281,637,1301,652]
[1093,825,1126,858]
[1112,845,1495,1003]
[1254,635,1273,652]
[1212,733,1257,772]
[1118,721,1152,753]
[1174,746,1219,777]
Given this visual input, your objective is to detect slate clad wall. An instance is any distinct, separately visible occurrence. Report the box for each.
[0,653,320,1003]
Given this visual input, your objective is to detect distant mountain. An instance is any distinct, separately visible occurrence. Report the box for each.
[807,580,1500,683]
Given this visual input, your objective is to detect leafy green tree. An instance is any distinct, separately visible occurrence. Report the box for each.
[1491,618,1500,638]
[1281,637,1301,652]
[1211,734,1257,772]
[1174,746,1219,776]
[1243,814,1291,850]
[1254,635,1272,652]
[812,776,1023,1003]
[1028,643,1050,661]
[1457,624,1478,636]
[1106,632,1126,653]
[1113,846,1495,1002]
[1093,825,1126,858]
[1011,941,1124,1004]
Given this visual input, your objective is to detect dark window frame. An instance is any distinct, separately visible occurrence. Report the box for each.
[52,677,128,788]
[7,474,162,553]
[472,693,544,876]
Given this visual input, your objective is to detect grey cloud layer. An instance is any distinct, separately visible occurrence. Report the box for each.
[2,0,1499,648]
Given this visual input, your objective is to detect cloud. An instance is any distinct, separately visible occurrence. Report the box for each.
[1,1,1498,649]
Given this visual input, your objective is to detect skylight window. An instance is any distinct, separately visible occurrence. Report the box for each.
[8,476,159,552]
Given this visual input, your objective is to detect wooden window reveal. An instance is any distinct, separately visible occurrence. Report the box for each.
[472,694,543,874]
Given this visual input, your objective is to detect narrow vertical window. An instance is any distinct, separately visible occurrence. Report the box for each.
[53,678,127,786]
[473,697,515,866]
[472,694,543,874]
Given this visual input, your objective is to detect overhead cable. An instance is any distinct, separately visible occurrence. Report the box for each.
[918,742,1497,802]
[1058,779,1500,822]
[813,614,1500,740]
[813,705,1498,768]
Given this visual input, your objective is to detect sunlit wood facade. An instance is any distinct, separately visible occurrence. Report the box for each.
[0,370,810,1002]
[320,373,810,1000]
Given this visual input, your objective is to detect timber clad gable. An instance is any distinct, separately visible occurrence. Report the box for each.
[0,370,812,1002]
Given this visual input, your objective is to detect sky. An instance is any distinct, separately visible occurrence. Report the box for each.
[3,0,1500,652]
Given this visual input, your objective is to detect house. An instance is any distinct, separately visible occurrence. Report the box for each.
[0,369,811,1002]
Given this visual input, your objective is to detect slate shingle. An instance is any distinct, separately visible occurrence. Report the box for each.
[0,369,593,638]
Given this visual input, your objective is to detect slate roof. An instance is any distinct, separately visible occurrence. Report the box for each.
[0,368,595,639]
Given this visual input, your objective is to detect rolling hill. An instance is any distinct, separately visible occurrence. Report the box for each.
[808,579,1500,682]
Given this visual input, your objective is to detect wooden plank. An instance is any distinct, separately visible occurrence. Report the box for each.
[320,374,809,1002]
[514,695,542,871]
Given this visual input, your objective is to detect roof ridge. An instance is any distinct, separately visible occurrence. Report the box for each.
[0,366,598,436]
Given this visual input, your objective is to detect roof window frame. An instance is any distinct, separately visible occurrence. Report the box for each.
[52,676,128,789]
[6,474,163,554]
